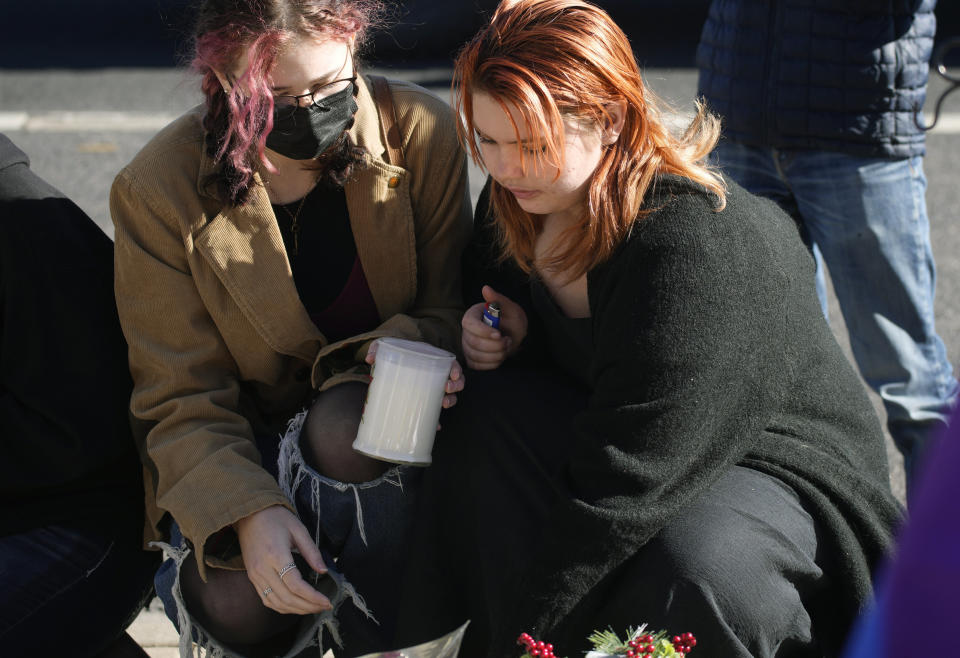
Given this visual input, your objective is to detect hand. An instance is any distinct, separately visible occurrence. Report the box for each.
[461,285,528,370]
[234,505,332,615]
[365,340,465,410]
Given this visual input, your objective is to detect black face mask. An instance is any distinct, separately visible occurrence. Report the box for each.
[265,83,358,160]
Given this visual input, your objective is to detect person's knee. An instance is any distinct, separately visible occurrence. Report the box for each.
[302,382,388,483]
[643,489,818,653]
[670,554,811,654]
[180,559,291,647]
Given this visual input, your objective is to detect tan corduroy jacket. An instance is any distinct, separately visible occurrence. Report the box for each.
[111,76,472,576]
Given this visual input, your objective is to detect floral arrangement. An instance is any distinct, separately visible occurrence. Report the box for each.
[517,625,697,658]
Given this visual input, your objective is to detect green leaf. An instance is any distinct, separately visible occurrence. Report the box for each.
[587,627,626,654]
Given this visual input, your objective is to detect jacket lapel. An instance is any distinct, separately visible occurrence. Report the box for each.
[193,154,321,361]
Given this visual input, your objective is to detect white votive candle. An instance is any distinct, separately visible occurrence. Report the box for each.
[352,337,456,465]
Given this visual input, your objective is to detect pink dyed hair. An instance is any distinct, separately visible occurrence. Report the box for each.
[190,0,382,204]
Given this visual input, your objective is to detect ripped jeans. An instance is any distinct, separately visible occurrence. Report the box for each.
[154,408,423,657]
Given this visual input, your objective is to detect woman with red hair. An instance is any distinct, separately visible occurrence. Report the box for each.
[110,0,470,656]
[396,1,902,656]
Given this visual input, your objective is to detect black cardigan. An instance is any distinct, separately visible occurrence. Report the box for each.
[0,134,142,537]
[465,175,903,654]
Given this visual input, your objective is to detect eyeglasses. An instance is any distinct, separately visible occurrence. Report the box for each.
[272,50,357,121]
[272,74,358,120]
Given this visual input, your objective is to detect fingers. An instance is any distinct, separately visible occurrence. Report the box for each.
[253,559,324,615]
[462,340,510,370]
[442,361,465,409]
[282,525,333,611]
[447,359,464,386]
[259,569,323,615]
[481,284,508,305]
[463,327,507,353]
[364,339,379,364]
[481,285,523,317]
[462,302,500,338]
[462,332,511,370]
[478,287,527,353]
[462,343,509,370]
[239,508,333,615]
[276,565,332,612]
[289,522,328,576]
[255,551,331,614]
[462,303,510,370]
[445,360,465,393]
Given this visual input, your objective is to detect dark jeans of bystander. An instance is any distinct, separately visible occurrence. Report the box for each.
[0,519,160,657]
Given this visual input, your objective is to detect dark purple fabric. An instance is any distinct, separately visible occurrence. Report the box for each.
[886,413,959,654]
[273,185,381,342]
[310,255,381,343]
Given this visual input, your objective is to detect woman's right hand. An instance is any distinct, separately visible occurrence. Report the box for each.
[234,505,333,615]
[461,285,528,370]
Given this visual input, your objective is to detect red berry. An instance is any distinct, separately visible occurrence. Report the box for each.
[626,651,636,658]
[530,650,540,657]
[545,645,553,653]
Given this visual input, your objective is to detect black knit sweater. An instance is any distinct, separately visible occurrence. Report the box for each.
[466,175,903,655]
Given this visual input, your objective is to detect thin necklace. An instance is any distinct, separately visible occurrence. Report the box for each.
[271,176,319,257]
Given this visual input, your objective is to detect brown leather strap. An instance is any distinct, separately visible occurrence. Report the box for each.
[369,75,406,169]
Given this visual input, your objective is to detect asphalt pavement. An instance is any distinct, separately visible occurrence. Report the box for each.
[2,62,959,654]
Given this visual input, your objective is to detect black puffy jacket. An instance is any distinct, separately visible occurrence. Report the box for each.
[696,0,936,158]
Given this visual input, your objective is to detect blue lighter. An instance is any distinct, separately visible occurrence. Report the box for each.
[481,301,501,329]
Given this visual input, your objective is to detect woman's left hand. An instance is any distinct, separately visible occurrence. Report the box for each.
[234,505,332,615]
[365,340,465,409]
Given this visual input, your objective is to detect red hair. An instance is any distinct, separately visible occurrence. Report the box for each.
[190,0,382,205]
[453,0,725,278]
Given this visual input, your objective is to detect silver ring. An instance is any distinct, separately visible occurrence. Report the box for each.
[278,563,297,581]
[262,586,273,597]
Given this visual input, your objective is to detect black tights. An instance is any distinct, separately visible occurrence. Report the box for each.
[179,558,297,656]
[302,382,390,484]
[178,382,385,656]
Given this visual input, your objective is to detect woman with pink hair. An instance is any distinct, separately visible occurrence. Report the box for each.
[110,1,471,655]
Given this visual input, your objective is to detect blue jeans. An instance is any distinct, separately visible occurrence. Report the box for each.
[154,408,423,657]
[712,140,958,489]
[0,521,159,656]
